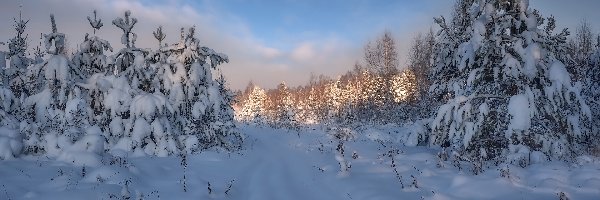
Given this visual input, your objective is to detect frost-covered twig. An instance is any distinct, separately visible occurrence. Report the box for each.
[386,148,405,189]
[411,175,419,188]
[207,182,212,194]
[179,152,188,192]
[225,179,235,195]
[2,184,12,200]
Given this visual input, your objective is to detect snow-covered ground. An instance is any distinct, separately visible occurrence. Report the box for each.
[1,124,599,200]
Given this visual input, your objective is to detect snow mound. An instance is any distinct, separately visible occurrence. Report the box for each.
[57,127,105,167]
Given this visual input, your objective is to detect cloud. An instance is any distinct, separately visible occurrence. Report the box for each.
[291,42,315,62]
[257,46,282,59]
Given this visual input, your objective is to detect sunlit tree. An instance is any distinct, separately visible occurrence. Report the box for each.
[238,85,267,123]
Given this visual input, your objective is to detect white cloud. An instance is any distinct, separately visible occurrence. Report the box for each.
[291,42,315,62]
[257,46,282,59]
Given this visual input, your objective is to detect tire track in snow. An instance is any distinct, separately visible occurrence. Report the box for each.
[237,129,340,200]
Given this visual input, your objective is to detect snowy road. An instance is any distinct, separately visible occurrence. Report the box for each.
[239,130,338,200]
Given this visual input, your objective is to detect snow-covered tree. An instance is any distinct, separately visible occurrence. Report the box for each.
[583,34,600,150]
[0,7,242,159]
[566,20,595,82]
[113,10,137,49]
[407,29,436,104]
[325,79,343,120]
[6,9,32,99]
[270,82,298,129]
[430,0,590,164]
[71,11,115,134]
[73,10,113,78]
[298,86,320,124]
[21,14,86,155]
[112,10,143,76]
[160,26,238,151]
[238,84,267,123]
[364,32,398,111]
[364,31,399,76]
[392,69,417,103]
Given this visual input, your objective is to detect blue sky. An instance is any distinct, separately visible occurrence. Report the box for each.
[1,0,599,89]
[204,0,450,50]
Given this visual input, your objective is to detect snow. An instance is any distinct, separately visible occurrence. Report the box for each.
[24,89,53,123]
[0,126,22,160]
[44,32,66,55]
[1,124,599,199]
[523,43,541,78]
[508,94,531,131]
[44,55,70,83]
[548,61,572,91]
[64,98,86,123]
[0,86,15,115]
[130,93,169,120]
[131,118,151,148]
[456,42,474,71]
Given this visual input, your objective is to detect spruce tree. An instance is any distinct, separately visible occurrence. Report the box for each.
[430,0,590,164]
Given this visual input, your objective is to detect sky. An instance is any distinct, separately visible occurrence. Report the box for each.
[1,0,600,90]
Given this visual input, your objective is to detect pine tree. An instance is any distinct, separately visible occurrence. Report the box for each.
[238,84,267,123]
[160,26,238,150]
[325,79,343,121]
[112,10,142,75]
[271,82,298,129]
[391,69,417,104]
[20,14,85,155]
[6,7,31,99]
[73,10,113,78]
[430,0,590,164]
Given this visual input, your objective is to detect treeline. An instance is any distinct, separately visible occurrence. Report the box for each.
[235,31,435,127]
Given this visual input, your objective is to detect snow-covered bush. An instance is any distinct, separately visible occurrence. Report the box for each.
[430,0,590,164]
